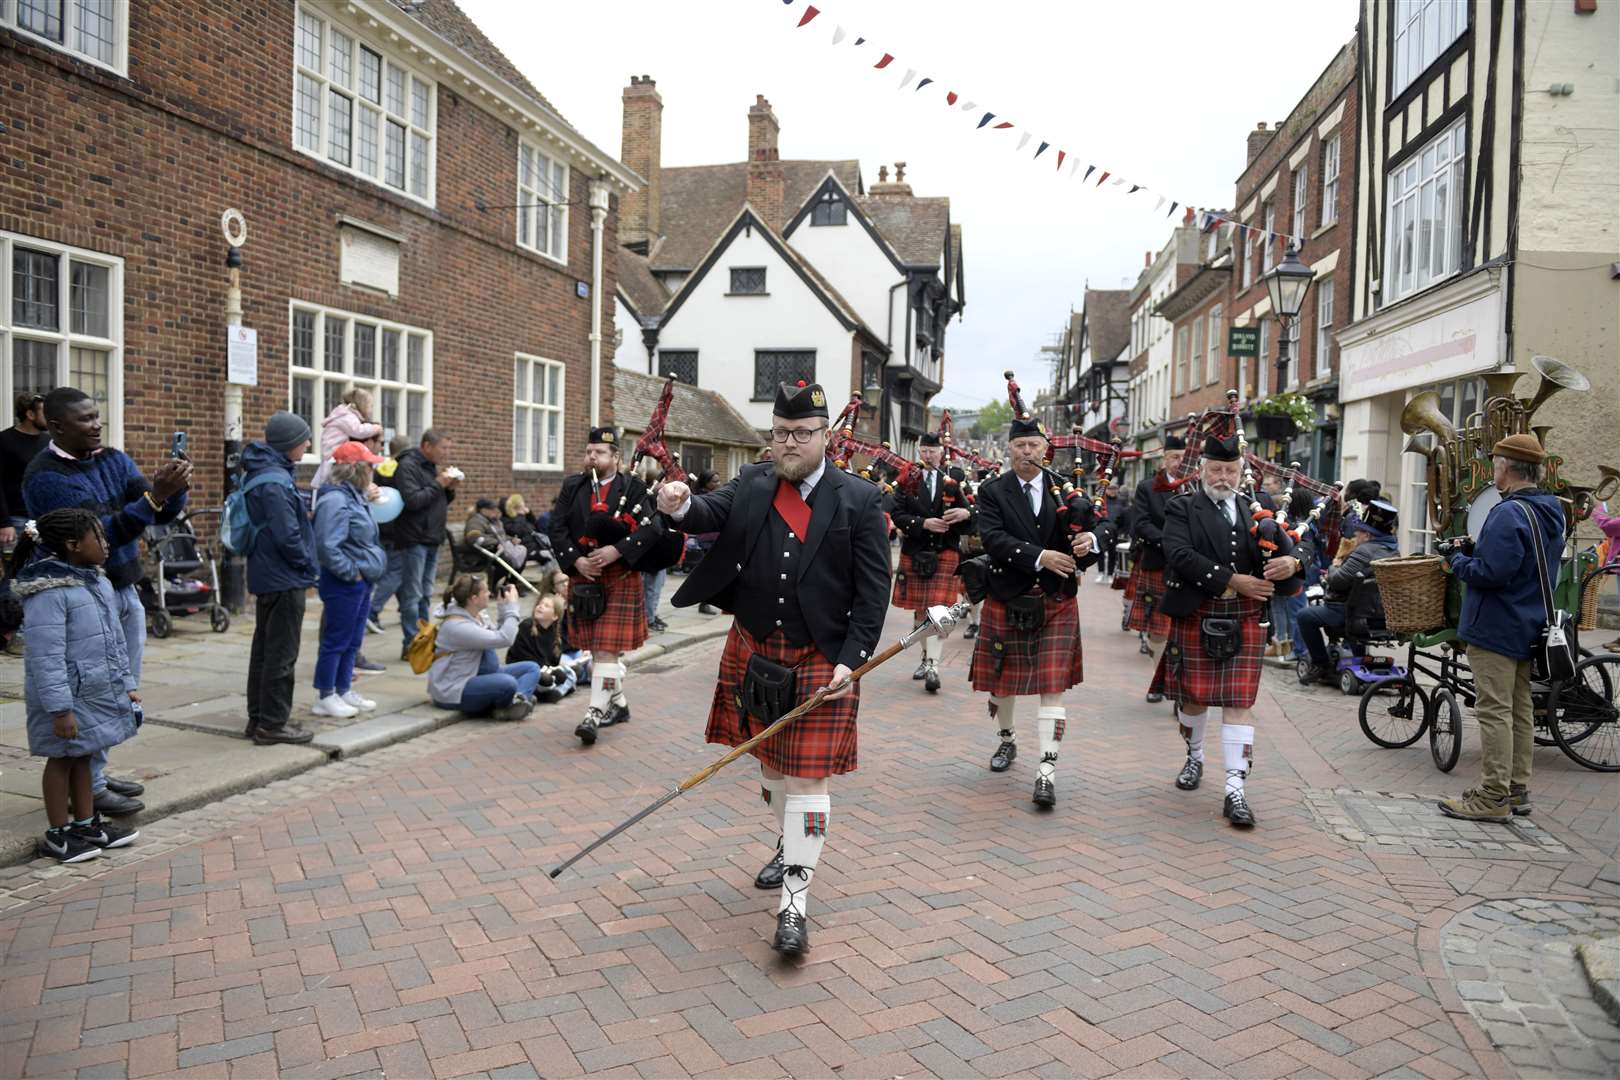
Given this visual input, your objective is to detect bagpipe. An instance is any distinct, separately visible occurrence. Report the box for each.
[826,394,924,496]
[937,410,1002,478]
[1003,370,1123,540]
[589,376,687,573]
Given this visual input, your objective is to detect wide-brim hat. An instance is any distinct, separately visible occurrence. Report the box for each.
[1492,432,1545,464]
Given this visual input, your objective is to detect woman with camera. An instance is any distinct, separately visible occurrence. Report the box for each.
[427,574,540,721]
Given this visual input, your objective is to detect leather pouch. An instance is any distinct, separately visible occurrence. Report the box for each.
[1006,593,1046,633]
[570,582,607,622]
[1201,617,1241,661]
[741,653,797,725]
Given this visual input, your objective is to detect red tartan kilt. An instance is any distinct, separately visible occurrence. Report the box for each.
[1124,565,1172,637]
[892,548,962,609]
[1149,595,1265,707]
[969,592,1083,697]
[706,624,859,778]
[566,563,646,654]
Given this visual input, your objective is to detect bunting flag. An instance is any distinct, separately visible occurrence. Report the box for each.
[1155,196,1166,212]
[915,77,932,90]
[1055,149,1065,171]
[831,24,845,44]
[993,121,1013,129]
[1016,132,1032,152]
[1083,165,1096,182]
[1128,184,1141,193]
[977,112,996,129]
[1095,170,1110,186]
[946,91,958,105]
[899,68,916,89]
[797,5,820,28]
[854,35,864,44]
[1167,201,1179,217]
[874,52,893,68]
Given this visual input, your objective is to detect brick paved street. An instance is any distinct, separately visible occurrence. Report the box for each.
[1,581,1616,1078]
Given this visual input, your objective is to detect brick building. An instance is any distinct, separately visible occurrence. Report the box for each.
[1,0,638,519]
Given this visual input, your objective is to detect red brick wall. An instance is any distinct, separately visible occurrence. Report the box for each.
[1,0,620,520]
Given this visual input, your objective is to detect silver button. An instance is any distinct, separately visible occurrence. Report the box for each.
[780,573,787,580]
[784,551,791,557]
[736,563,743,570]
[778,597,785,604]
[775,619,783,627]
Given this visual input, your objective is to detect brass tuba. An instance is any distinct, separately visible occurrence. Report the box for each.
[1401,392,1461,532]
[1597,464,1620,502]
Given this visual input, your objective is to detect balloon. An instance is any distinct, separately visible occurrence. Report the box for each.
[368,486,403,524]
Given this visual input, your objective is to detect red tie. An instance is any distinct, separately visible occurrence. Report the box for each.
[773,478,812,543]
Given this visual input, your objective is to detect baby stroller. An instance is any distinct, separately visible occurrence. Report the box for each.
[138,509,230,638]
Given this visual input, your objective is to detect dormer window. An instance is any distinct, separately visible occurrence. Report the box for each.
[810,190,847,226]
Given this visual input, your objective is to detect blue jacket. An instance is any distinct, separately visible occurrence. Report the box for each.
[314,481,387,583]
[16,557,138,758]
[22,446,186,590]
[242,441,317,595]
[1449,490,1565,661]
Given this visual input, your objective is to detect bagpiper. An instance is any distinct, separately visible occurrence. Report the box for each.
[1149,433,1304,827]
[890,433,975,693]
[656,381,890,956]
[968,413,1113,808]
[547,428,663,746]
[1127,434,1185,697]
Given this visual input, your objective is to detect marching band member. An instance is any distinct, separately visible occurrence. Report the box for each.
[890,433,974,692]
[656,381,890,956]
[547,429,662,746]
[1128,435,1186,696]
[1150,433,1303,827]
[968,413,1112,808]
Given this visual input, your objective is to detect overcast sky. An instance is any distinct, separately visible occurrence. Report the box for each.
[460,0,1359,413]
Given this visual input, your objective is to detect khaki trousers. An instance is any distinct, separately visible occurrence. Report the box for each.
[1470,645,1533,798]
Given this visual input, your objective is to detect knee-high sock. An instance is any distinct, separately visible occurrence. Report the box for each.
[1037,706,1065,781]
[990,695,1016,739]
[779,794,830,917]
[1221,723,1254,796]
[921,631,941,662]
[1179,707,1207,763]
[759,773,786,844]
[610,661,627,706]
[589,661,620,713]
[970,601,981,623]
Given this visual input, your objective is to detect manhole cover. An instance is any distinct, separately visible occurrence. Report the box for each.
[1305,789,1572,857]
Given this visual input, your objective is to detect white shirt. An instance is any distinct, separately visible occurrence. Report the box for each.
[670,459,825,522]
[1014,472,1098,572]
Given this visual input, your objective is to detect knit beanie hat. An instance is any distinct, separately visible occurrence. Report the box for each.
[265,411,312,454]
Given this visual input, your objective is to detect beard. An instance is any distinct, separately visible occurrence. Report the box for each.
[775,449,821,484]
[1202,478,1237,501]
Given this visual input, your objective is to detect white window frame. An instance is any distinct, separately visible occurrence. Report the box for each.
[3,0,127,75]
[1315,281,1335,380]
[1384,118,1466,304]
[1392,0,1468,98]
[1242,228,1254,289]
[513,353,565,471]
[1321,135,1341,227]
[1172,326,1188,396]
[290,3,436,206]
[286,300,432,462]
[1261,204,1277,273]
[1206,304,1222,386]
[1256,319,1270,398]
[1292,167,1308,243]
[1,230,124,449]
[517,140,569,264]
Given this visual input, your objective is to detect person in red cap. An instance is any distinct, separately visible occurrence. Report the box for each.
[311,441,388,719]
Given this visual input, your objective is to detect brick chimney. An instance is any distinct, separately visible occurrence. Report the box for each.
[869,160,913,196]
[746,95,785,232]
[1246,121,1272,165]
[619,75,662,253]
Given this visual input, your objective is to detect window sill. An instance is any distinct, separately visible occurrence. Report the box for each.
[725,292,771,297]
[517,244,569,269]
[514,462,565,472]
[291,144,436,210]
[1311,220,1338,240]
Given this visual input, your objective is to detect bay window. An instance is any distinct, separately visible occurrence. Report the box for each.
[1384,119,1465,304]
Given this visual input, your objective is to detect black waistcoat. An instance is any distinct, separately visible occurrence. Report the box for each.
[732,480,817,645]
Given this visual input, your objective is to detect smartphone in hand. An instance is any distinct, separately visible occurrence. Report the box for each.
[171,431,189,459]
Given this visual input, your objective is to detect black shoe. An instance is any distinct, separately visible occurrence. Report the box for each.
[104,777,144,798]
[989,739,1017,773]
[923,662,940,693]
[1145,691,1164,703]
[92,789,143,816]
[602,700,630,726]
[754,844,786,889]
[252,724,315,746]
[1175,756,1203,790]
[38,828,100,864]
[963,623,979,640]
[70,815,138,849]
[1304,664,1335,686]
[1139,639,1154,656]
[772,907,810,956]
[912,661,928,680]
[648,617,669,633]
[1223,791,1256,828]
[1032,775,1056,809]
[575,708,602,745]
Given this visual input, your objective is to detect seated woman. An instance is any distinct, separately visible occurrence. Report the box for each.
[502,493,553,567]
[427,574,540,720]
[506,595,588,703]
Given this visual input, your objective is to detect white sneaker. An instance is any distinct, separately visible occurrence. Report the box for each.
[311,694,358,719]
[340,690,377,712]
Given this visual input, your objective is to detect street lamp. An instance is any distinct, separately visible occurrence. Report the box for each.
[1264,241,1314,390]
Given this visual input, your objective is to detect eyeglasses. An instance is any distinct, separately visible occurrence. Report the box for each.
[769,426,828,444]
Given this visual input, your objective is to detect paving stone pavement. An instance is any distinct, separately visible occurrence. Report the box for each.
[0,580,1616,1079]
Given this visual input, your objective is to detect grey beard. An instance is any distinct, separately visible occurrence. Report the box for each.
[1202,480,1237,501]
[775,453,818,484]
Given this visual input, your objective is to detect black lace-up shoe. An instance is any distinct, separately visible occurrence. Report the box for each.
[575,708,602,745]
[923,661,940,693]
[1032,775,1056,808]
[1145,691,1164,703]
[104,777,144,797]
[772,906,810,956]
[1223,790,1256,828]
[1175,756,1203,791]
[964,623,979,640]
[989,739,1017,773]
[603,700,631,726]
[912,660,928,680]
[754,843,786,889]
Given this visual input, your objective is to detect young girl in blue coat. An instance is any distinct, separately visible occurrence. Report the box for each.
[14,508,140,863]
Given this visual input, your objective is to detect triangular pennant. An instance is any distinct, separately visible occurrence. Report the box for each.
[1155,196,1166,212]
[874,53,894,69]
[899,68,916,89]
[1168,201,1179,218]
[854,36,865,45]
[977,112,996,129]
[915,77,933,90]
[993,121,1013,129]
[1016,132,1032,152]
[1083,165,1096,182]
[1034,141,1049,159]
[1111,177,1125,186]
[946,91,958,105]
[1055,149,1066,171]
[796,5,820,28]
[1128,184,1140,193]
[960,101,976,111]
[831,25,846,45]
[1096,170,1110,186]
[1068,157,1081,177]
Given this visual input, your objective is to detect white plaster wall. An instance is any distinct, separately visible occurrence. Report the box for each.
[655,226,854,430]
[612,297,647,372]
[786,218,905,346]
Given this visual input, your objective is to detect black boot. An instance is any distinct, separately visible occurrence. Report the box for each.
[1223,788,1256,828]
[772,906,809,956]
[989,735,1017,773]
[754,842,786,889]
[923,660,940,693]
[1175,755,1203,790]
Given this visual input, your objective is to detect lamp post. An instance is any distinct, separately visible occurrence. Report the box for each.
[220,209,249,612]
[1264,241,1314,392]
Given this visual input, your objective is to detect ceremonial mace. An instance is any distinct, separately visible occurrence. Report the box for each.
[548,601,972,879]
[469,545,542,594]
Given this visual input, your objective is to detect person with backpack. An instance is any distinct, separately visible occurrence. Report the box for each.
[311,442,388,719]
[241,412,318,745]
[425,573,539,721]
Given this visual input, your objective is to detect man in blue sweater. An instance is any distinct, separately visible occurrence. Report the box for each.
[23,387,191,815]
[1438,433,1566,823]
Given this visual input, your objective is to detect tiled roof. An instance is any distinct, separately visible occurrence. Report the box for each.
[855,195,950,268]
[617,252,669,318]
[651,160,861,271]
[613,370,764,448]
[1083,289,1133,363]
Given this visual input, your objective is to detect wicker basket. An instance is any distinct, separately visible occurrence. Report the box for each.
[1371,555,1449,634]
[1579,570,1603,630]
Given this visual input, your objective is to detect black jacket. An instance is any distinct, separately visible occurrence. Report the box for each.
[669,463,890,672]
[889,467,975,555]
[547,471,660,575]
[1130,472,1176,570]
[1325,534,1398,601]
[388,448,455,547]
[975,469,1115,602]
[1160,488,1305,618]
